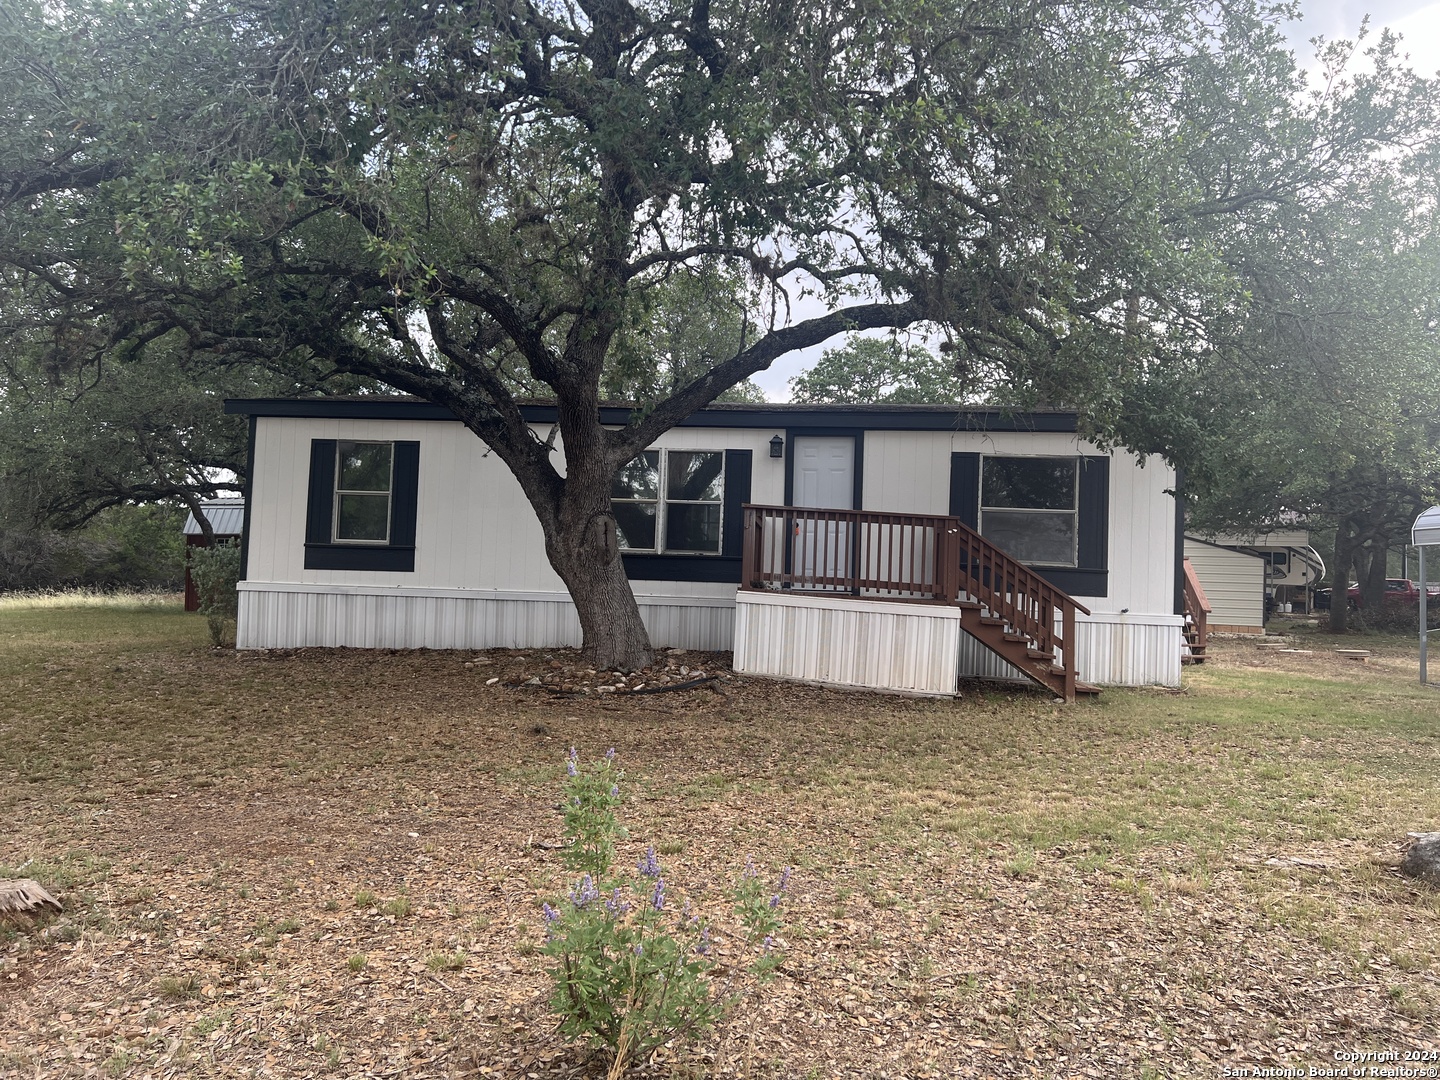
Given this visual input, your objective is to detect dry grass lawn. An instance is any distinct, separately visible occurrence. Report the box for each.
[2,601,1439,1078]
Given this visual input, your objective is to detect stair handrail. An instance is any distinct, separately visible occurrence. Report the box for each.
[943,514,1090,701]
[1182,557,1210,653]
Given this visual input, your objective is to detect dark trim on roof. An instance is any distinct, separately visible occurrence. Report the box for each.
[224,397,1079,433]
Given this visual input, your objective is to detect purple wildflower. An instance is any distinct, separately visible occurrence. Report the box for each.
[741,855,757,880]
[638,846,661,878]
[605,747,616,761]
[569,875,600,909]
[763,934,774,952]
[566,747,578,777]
[610,785,619,798]
[633,943,644,956]
[651,877,666,912]
[777,866,792,893]
[695,927,711,955]
[542,902,560,923]
[605,887,631,916]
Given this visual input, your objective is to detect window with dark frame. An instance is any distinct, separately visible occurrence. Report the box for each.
[979,457,1079,566]
[333,441,393,543]
[611,450,724,554]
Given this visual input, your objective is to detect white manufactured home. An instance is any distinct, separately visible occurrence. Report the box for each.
[226,399,1186,696]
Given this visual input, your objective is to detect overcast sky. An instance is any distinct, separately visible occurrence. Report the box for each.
[749,1,1440,401]
[1289,0,1440,74]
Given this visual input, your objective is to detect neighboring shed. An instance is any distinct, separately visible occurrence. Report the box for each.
[1183,535,1266,634]
[1203,528,1325,613]
[182,500,245,612]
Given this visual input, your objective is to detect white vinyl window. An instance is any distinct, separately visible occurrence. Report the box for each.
[979,457,1078,566]
[333,441,393,543]
[611,450,724,554]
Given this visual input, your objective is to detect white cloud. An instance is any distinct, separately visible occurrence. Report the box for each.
[1286,0,1440,78]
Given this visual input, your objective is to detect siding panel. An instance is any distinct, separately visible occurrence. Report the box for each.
[733,591,962,696]
[1183,538,1265,632]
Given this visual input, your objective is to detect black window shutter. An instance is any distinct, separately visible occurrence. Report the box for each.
[949,453,980,528]
[305,439,419,572]
[390,441,421,548]
[306,440,337,545]
[722,449,752,558]
[1077,455,1109,570]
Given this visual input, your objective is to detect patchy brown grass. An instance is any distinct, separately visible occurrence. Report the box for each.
[1,603,1438,1078]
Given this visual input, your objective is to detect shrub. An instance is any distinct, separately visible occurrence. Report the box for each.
[1363,603,1440,634]
[541,749,789,1077]
[189,540,241,646]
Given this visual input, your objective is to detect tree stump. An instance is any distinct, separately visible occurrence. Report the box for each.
[0,878,62,916]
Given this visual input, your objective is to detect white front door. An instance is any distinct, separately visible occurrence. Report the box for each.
[792,437,855,584]
[793,436,855,510]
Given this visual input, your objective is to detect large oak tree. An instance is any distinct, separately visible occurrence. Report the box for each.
[0,0,1374,667]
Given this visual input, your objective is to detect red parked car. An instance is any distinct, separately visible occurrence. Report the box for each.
[1346,579,1440,608]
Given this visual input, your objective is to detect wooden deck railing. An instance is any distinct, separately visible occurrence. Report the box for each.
[740,504,1091,697]
[1182,557,1211,659]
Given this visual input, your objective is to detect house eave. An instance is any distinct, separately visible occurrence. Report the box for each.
[223,397,1080,433]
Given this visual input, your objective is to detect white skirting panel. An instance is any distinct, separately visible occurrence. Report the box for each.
[238,583,1184,689]
[732,591,963,696]
[236,583,735,652]
[1070,614,1184,688]
[955,613,1184,688]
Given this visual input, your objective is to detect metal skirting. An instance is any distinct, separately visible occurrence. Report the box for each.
[733,591,964,696]
[236,582,1183,688]
[1071,616,1183,687]
[236,583,734,652]
[956,615,1183,688]
[737,591,1185,693]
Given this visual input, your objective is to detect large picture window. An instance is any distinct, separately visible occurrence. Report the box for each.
[612,450,724,554]
[333,441,393,543]
[980,457,1078,566]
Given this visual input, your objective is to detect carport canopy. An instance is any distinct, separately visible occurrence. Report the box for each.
[1414,506,1440,547]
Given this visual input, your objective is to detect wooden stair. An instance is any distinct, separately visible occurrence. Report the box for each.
[939,522,1096,702]
[1181,558,1210,665]
[955,600,1100,699]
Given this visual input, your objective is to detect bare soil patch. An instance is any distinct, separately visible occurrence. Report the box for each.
[2,611,1438,1078]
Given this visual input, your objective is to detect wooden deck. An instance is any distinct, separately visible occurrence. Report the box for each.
[739,504,1096,701]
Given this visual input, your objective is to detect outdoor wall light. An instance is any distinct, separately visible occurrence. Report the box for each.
[769,434,784,458]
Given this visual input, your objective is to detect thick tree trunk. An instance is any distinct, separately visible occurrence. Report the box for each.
[523,471,654,671]
[446,400,655,672]
[547,520,654,672]
[1329,526,1353,632]
[1357,538,1390,613]
[504,424,655,672]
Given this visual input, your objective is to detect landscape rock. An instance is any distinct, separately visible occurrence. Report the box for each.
[1400,833,1440,885]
